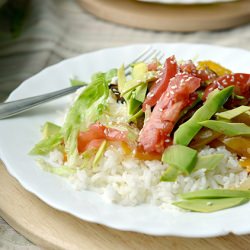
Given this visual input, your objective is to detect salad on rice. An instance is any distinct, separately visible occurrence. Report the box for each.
[30,53,250,213]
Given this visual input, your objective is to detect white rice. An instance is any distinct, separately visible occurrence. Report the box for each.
[65,145,248,209]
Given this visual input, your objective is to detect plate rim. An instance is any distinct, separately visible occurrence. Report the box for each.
[138,0,236,5]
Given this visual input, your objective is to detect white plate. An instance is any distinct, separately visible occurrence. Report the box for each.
[138,0,236,4]
[0,43,250,237]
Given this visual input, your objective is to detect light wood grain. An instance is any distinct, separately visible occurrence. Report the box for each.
[1,162,250,249]
[78,0,250,32]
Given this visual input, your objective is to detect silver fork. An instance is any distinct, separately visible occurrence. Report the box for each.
[0,47,164,120]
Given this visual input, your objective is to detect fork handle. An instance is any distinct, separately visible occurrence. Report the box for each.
[0,85,84,120]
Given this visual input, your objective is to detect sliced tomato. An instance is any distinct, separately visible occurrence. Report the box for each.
[195,69,216,82]
[203,73,250,101]
[180,60,216,83]
[147,62,158,71]
[77,124,105,153]
[142,55,177,111]
[138,73,201,153]
[77,123,127,153]
[104,127,127,142]
[85,139,104,151]
[179,60,196,73]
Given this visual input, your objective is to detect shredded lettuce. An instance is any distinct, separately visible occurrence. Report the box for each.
[93,140,107,167]
[70,79,87,87]
[41,122,61,139]
[62,72,111,166]
[118,64,126,93]
[36,158,76,177]
[80,148,97,168]
[32,69,117,167]
[91,69,117,84]
[128,109,144,122]
[118,63,148,117]
[105,68,117,83]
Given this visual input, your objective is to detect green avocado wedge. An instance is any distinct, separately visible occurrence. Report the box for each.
[180,189,250,199]
[93,140,107,168]
[162,145,197,174]
[118,63,148,116]
[216,106,250,120]
[117,64,126,93]
[194,154,224,171]
[127,63,148,115]
[174,86,234,146]
[161,154,224,182]
[42,122,61,139]
[199,120,250,136]
[174,188,250,212]
[161,165,180,182]
[30,122,62,155]
[173,197,248,213]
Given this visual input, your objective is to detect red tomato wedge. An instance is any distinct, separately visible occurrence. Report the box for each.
[77,123,127,153]
[139,73,201,153]
[180,60,216,82]
[85,139,104,151]
[203,73,250,101]
[179,60,196,73]
[142,55,177,111]
[147,62,158,71]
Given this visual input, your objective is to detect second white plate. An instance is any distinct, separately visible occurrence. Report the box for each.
[138,0,236,4]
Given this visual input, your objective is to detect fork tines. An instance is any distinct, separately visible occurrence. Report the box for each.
[124,46,165,75]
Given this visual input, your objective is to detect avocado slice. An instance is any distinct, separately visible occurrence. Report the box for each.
[134,83,147,103]
[194,154,224,171]
[162,145,197,174]
[93,140,107,168]
[118,64,126,93]
[161,153,223,182]
[180,189,250,199]
[132,63,148,103]
[173,197,248,213]
[174,86,234,146]
[42,122,61,139]
[128,109,144,122]
[126,63,148,115]
[161,165,180,182]
[216,106,250,120]
[121,63,148,96]
[128,92,141,115]
[199,120,250,136]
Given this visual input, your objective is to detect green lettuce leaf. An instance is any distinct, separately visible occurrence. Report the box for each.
[36,158,76,177]
[93,140,107,168]
[105,68,117,83]
[70,79,88,87]
[62,72,110,166]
